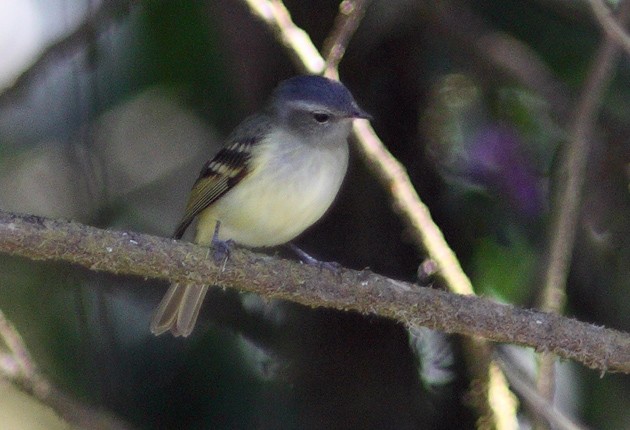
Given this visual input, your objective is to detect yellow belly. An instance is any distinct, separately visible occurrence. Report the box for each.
[194,140,348,247]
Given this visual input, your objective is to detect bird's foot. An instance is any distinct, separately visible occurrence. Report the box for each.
[211,220,234,264]
[212,238,234,264]
[287,243,340,272]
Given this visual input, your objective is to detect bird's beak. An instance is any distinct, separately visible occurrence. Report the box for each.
[350,107,372,121]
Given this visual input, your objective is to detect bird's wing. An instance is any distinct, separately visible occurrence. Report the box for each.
[172,116,269,239]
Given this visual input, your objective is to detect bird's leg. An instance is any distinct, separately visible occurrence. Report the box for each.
[287,243,340,272]
[211,220,234,264]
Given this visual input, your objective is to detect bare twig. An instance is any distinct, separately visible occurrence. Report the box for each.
[351,120,475,295]
[322,0,370,79]
[348,125,504,422]
[536,0,630,410]
[243,0,475,304]
[0,310,39,391]
[0,309,134,430]
[588,0,630,56]
[497,354,588,430]
[243,1,513,427]
[487,362,520,430]
[459,339,519,430]
[242,0,325,74]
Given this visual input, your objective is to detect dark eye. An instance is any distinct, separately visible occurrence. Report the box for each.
[313,112,330,123]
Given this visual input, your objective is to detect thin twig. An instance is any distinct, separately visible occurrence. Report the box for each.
[242,0,325,74]
[0,309,37,381]
[0,308,134,430]
[536,0,630,410]
[588,0,630,56]
[322,0,370,79]
[243,1,514,427]
[351,120,475,295]
[1,218,629,371]
[496,353,588,430]
[243,0,476,293]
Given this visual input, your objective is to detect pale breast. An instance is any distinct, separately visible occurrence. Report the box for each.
[194,134,349,247]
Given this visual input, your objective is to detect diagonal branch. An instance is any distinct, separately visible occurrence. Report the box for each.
[242,0,325,74]
[351,120,475,296]
[588,0,630,56]
[322,0,370,78]
[0,309,135,430]
[536,0,630,407]
[0,210,628,374]
[244,1,514,427]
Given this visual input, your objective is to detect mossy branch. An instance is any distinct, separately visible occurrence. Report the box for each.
[0,210,628,374]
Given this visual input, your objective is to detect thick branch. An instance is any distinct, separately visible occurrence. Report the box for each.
[0,210,628,374]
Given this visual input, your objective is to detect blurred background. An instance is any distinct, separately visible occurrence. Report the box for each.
[0,0,628,429]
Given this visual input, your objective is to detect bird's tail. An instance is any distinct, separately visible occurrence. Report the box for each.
[150,283,209,337]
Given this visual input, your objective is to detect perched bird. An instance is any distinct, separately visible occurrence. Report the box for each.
[150,75,370,337]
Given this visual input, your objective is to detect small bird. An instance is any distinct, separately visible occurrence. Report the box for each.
[150,75,370,337]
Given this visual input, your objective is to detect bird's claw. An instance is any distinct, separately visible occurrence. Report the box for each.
[287,243,340,274]
[212,238,234,264]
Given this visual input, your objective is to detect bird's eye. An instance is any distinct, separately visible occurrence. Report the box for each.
[313,112,330,123]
